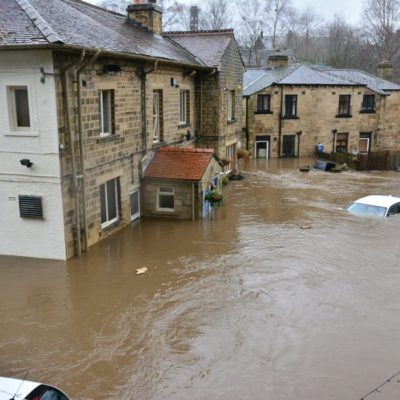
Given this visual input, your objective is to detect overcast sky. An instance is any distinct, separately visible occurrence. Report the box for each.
[87,0,365,25]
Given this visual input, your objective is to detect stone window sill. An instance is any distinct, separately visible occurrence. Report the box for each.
[178,123,191,129]
[282,115,299,120]
[335,114,352,118]
[97,134,119,143]
[359,110,376,114]
[255,110,273,114]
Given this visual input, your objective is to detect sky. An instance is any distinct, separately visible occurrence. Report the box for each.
[87,0,365,25]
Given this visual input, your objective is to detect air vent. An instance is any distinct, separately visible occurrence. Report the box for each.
[19,195,43,219]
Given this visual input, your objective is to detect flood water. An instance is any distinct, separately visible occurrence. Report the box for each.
[1,158,400,400]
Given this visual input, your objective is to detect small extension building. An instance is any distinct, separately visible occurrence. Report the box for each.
[243,55,400,159]
[0,0,244,260]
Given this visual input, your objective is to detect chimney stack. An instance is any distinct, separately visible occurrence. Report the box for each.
[377,60,394,81]
[190,6,199,31]
[267,54,289,68]
[127,0,162,36]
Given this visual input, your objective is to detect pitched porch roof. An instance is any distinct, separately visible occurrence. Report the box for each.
[144,147,215,181]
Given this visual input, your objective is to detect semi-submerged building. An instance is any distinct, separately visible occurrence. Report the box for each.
[243,55,400,159]
[0,0,244,260]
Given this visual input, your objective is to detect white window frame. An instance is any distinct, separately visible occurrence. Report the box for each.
[226,144,235,159]
[100,178,119,228]
[157,186,175,212]
[227,90,235,121]
[99,90,113,136]
[130,189,141,221]
[153,91,161,143]
[179,90,188,124]
[7,85,31,132]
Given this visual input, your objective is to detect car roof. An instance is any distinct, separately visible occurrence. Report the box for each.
[0,377,39,399]
[354,195,400,208]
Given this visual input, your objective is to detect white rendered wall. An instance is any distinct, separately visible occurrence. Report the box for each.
[0,50,66,260]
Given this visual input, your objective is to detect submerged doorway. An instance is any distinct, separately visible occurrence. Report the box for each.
[255,135,270,159]
[282,135,296,157]
[130,189,140,221]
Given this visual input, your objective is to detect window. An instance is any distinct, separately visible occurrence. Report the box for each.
[130,190,140,221]
[337,95,351,117]
[256,94,271,113]
[359,132,371,153]
[336,132,348,153]
[99,90,114,136]
[157,186,174,211]
[227,90,235,121]
[284,95,297,118]
[361,94,375,113]
[8,86,31,130]
[226,144,235,160]
[153,89,163,143]
[179,90,190,124]
[100,178,120,228]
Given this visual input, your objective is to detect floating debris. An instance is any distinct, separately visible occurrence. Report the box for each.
[135,267,148,275]
[301,225,312,230]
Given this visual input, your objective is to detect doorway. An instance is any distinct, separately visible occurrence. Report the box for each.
[282,135,296,157]
[255,135,270,159]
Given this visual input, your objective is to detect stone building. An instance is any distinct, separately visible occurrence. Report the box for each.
[142,147,221,219]
[0,0,243,260]
[243,56,400,159]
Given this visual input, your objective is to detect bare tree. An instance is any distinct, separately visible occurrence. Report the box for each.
[158,0,186,30]
[362,0,400,62]
[267,0,292,50]
[236,0,269,65]
[199,0,232,30]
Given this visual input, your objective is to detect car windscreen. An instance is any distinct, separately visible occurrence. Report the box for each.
[26,385,70,400]
[346,202,387,217]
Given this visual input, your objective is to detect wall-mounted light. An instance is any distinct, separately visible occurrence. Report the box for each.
[332,129,337,134]
[20,159,33,168]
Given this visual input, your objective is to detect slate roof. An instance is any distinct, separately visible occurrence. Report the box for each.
[244,63,400,96]
[0,0,202,65]
[165,30,234,67]
[144,147,215,181]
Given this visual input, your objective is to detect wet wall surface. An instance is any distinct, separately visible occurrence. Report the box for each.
[1,158,400,399]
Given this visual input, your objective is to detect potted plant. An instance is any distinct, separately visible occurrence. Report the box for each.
[205,189,224,205]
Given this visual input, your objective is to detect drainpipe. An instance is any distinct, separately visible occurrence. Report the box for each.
[192,182,195,221]
[278,85,283,157]
[76,50,101,252]
[296,131,302,157]
[62,50,85,256]
[245,96,250,150]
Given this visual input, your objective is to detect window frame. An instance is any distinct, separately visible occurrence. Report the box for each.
[336,132,349,153]
[157,186,175,212]
[100,178,120,228]
[152,89,163,143]
[284,94,298,118]
[179,90,190,125]
[7,85,32,132]
[337,94,352,117]
[227,90,235,121]
[99,89,114,136]
[361,94,375,113]
[256,94,271,113]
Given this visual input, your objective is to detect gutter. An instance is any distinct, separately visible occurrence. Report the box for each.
[76,49,102,252]
[61,49,86,257]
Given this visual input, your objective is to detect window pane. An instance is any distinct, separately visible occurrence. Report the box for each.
[107,180,117,220]
[130,191,139,216]
[159,195,174,209]
[102,91,111,133]
[15,88,30,127]
[100,184,107,223]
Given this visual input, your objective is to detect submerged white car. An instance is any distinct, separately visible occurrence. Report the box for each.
[0,377,70,400]
[345,195,400,217]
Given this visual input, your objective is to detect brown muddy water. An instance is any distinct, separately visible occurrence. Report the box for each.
[1,158,400,400]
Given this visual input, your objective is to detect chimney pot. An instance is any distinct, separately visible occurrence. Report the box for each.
[127,0,162,35]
